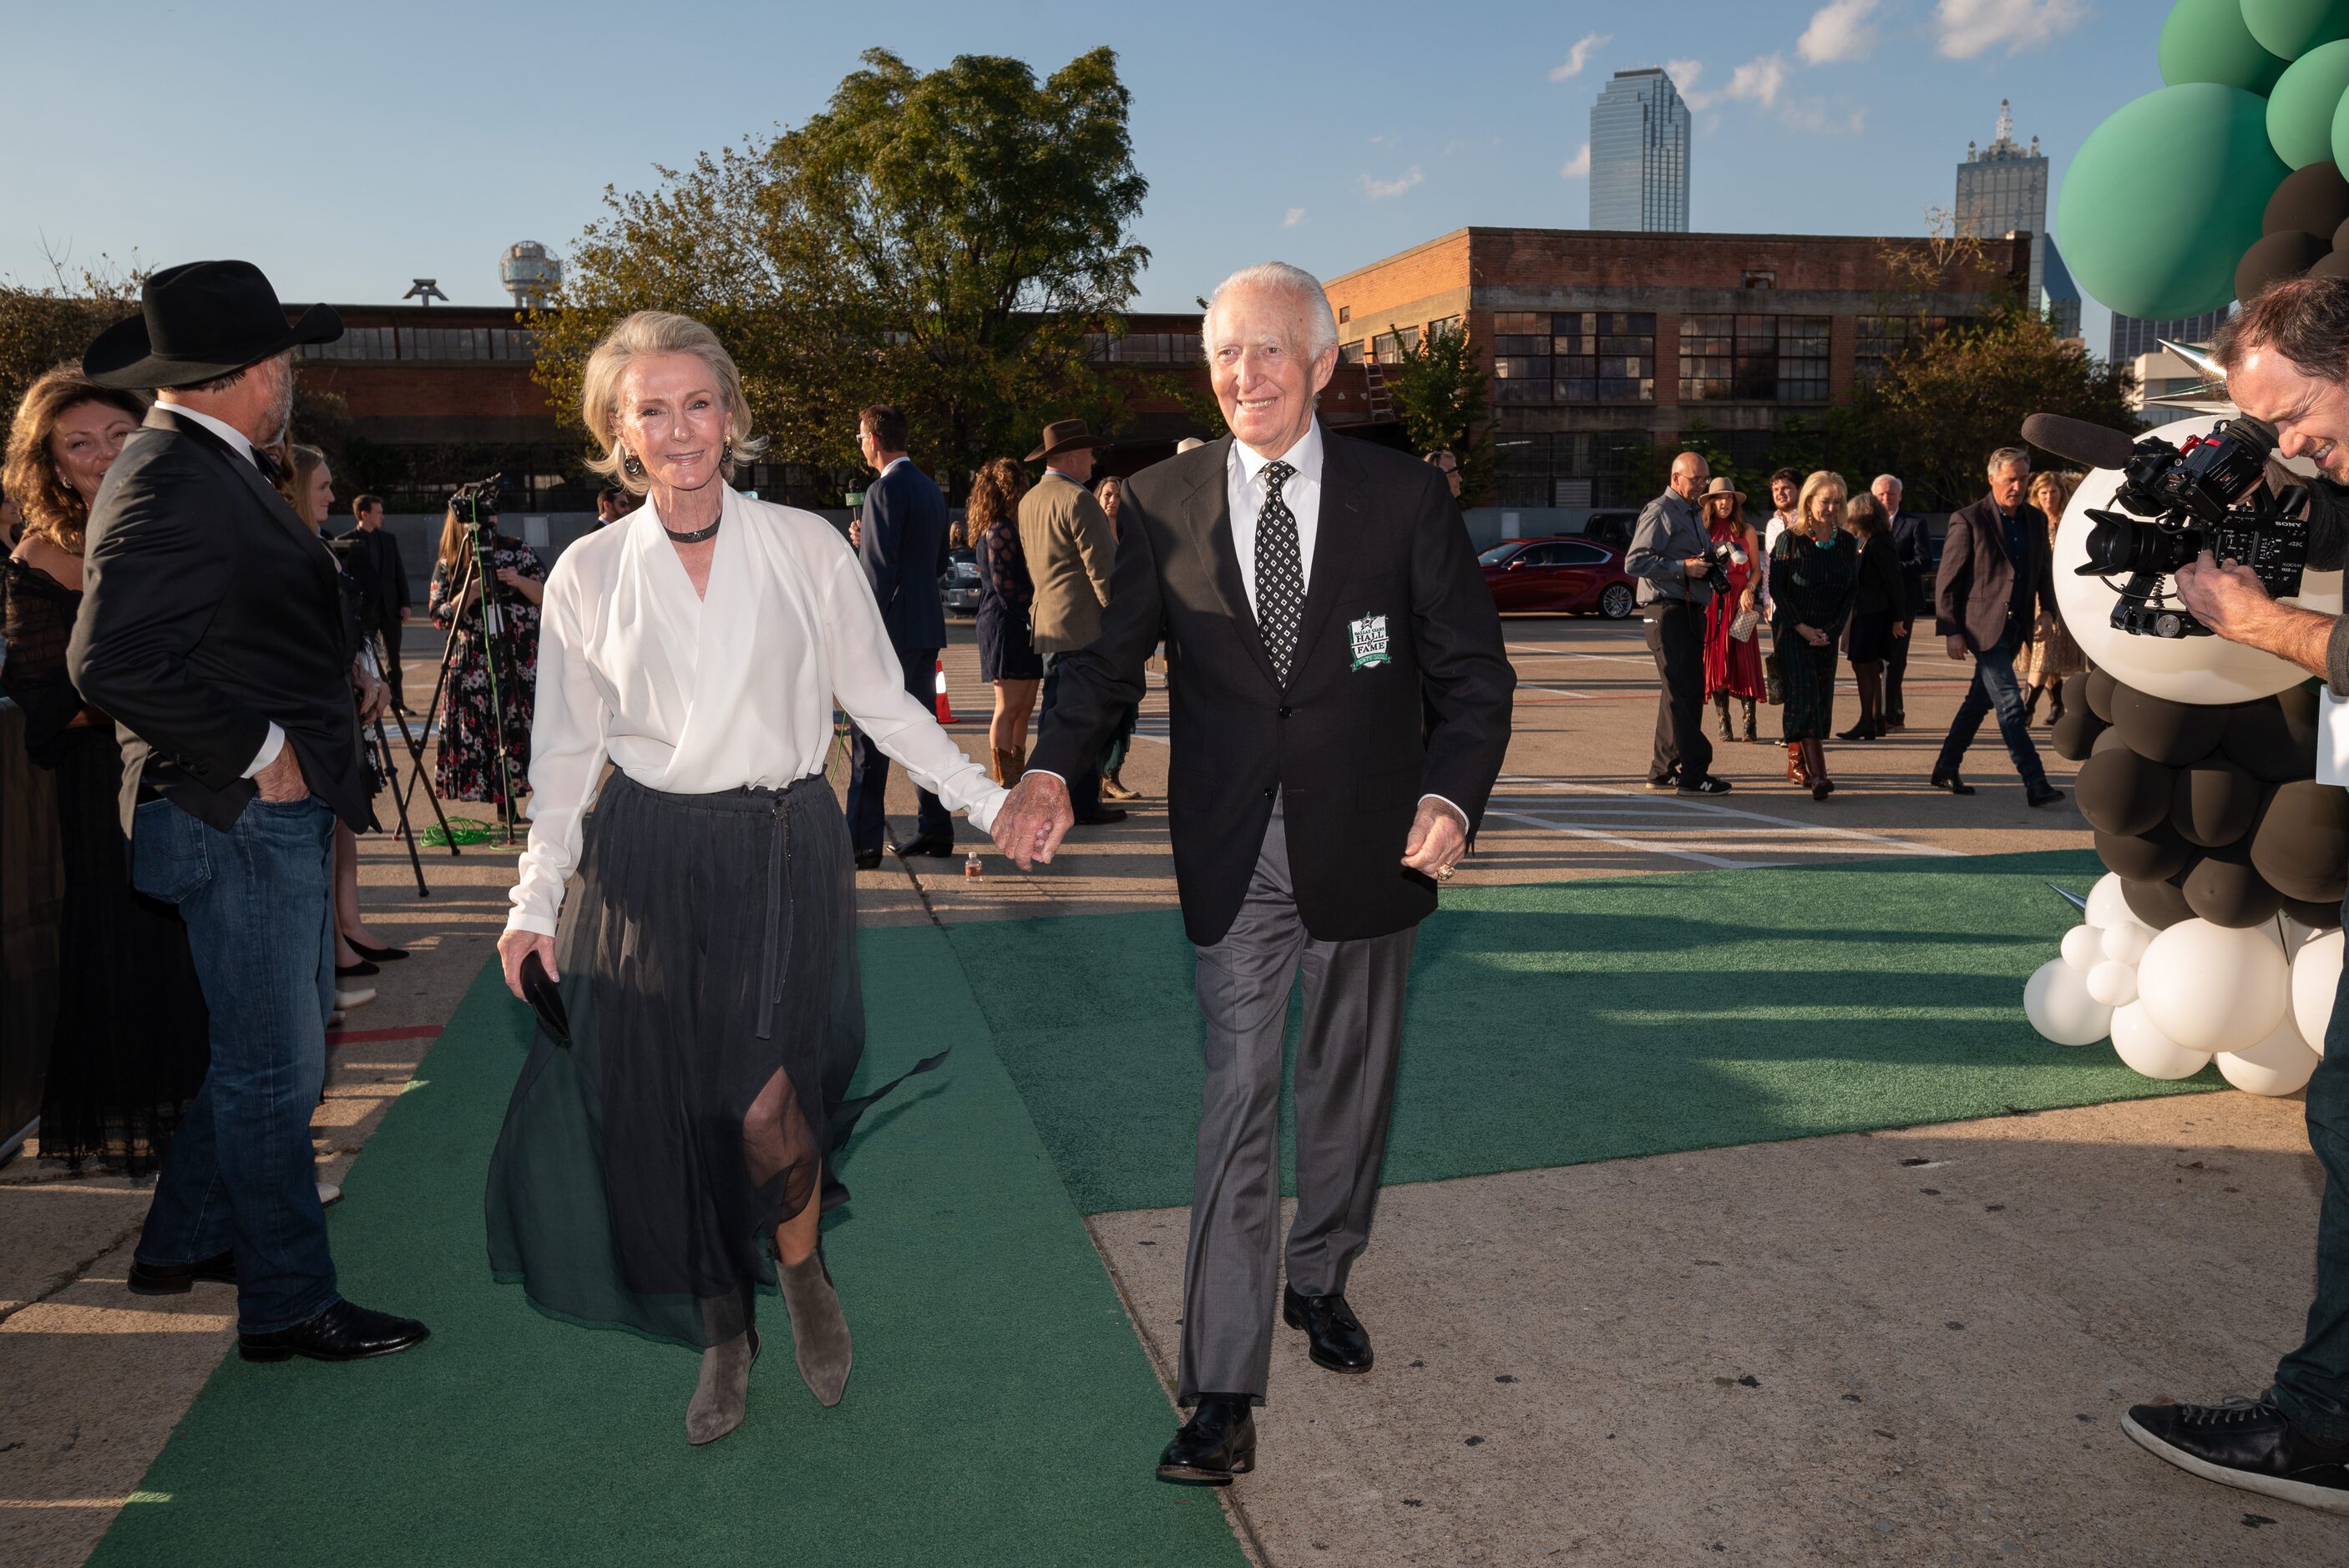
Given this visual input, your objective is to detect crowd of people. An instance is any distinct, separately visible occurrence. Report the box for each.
[1627,444,2082,808]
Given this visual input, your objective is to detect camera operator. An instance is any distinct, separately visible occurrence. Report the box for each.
[2125,275,2349,1513]
[1627,451,1731,796]
[425,492,544,821]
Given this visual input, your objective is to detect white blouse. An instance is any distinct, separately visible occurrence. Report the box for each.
[506,484,1005,936]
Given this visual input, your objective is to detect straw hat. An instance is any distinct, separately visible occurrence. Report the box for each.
[1699,476,1747,506]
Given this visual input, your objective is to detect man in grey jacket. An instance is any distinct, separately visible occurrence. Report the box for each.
[1625,452,1730,795]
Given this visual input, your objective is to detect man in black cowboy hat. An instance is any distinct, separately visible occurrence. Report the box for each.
[68,260,429,1363]
[1018,417,1124,827]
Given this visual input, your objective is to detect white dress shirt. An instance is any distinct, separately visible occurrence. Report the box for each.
[507,485,1006,937]
[1229,419,1324,614]
[158,398,289,780]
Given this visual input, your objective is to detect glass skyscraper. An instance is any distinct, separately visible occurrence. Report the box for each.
[1590,68,1690,233]
[2109,307,2230,363]
[1955,99,2081,336]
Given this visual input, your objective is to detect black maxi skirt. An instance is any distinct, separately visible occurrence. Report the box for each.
[485,771,936,1350]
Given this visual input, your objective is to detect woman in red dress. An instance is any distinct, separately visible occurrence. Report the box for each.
[1699,477,1764,742]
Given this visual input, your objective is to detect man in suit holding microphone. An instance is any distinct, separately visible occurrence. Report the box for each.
[993,261,1515,1483]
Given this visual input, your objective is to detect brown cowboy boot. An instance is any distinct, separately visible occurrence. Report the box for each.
[1806,739,1835,800]
[1786,741,1809,786]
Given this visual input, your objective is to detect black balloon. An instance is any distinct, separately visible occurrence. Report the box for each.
[2313,250,2349,282]
[2086,668,2117,724]
[2122,876,2195,929]
[2110,683,2228,766]
[2171,760,2265,847]
[2269,162,2349,239]
[2183,844,2286,928]
[2091,726,2132,756]
[2238,230,2329,301]
[2052,701,2109,762]
[2075,747,2176,836]
[2095,823,2194,883]
[2250,779,2349,904]
[2223,690,2319,782]
[2286,896,2344,930]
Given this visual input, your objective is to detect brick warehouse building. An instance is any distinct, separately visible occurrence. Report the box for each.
[1321,227,2028,515]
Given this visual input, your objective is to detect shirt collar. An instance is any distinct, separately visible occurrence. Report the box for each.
[1042,466,1085,483]
[879,455,912,477]
[159,401,259,468]
[1233,420,1324,488]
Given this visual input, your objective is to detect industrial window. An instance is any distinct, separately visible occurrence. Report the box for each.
[1085,331,1204,364]
[1373,325,1422,364]
[1338,341,1365,365]
[1552,311,1654,403]
[1679,315,1828,402]
[1855,314,1955,382]
[1492,430,1651,508]
[1678,315,1735,401]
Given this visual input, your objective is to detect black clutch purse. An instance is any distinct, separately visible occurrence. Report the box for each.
[520,949,571,1045]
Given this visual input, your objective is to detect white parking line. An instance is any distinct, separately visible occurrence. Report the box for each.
[1484,776,1959,866]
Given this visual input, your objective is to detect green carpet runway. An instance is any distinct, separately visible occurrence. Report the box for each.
[89,850,2216,1565]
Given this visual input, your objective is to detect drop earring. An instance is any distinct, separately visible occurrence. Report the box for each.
[620,447,644,478]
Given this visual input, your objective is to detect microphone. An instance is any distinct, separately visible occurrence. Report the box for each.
[2021,412,2139,473]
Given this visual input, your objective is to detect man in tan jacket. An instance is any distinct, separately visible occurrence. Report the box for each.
[1019,417,1123,825]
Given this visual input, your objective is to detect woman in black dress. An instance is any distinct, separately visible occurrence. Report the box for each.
[1,367,210,1172]
[427,497,544,815]
[1836,491,1907,742]
[1769,470,1860,801]
[969,456,1041,783]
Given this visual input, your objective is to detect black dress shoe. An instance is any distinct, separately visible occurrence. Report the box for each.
[1075,807,1128,826]
[128,1250,236,1295]
[344,938,408,963]
[336,959,379,979]
[2124,1393,2349,1514]
[2026,784,2067,808]
[894,835,956,858]
[1929,771,1976,796]
[1283,1285,1374,1373]
[1676,775,1733,796]
[853,848,883,872]
[1157,1395,1257,1485]
[238,1298,430,1363]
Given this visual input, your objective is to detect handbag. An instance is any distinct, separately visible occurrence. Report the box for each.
[1729,605,1760,642]
[1763,650,1785,706]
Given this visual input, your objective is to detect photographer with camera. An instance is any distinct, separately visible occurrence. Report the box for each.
[1627,451,1732,796]
[426,490,544,820]
[2111,276,2349,1514]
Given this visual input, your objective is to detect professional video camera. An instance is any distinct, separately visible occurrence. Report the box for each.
[449,473,504,539]
[2072,417,2308,639]
[1692,534,1747,594]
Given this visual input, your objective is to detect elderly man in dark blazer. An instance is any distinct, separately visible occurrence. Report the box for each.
[845,402,955,867]
[1876,473,1930,730]
[994,262,1515,1485]
[68,260,428,1363]
[1929,446,2065,806]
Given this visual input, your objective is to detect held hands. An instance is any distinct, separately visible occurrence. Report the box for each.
[253,742,308,802]
[497,928,556,1003]
[991,771,1076,870]
[2173,550,2273,640]
[1401,797,1469,879]
[1796,622,1829,648]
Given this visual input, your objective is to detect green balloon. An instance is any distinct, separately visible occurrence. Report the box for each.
[2166,0,2291,92]
[2245,0,2349,59]
[2269,38,2349,163]
[2060,83,2288,319]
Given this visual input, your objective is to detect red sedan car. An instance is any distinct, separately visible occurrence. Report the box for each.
[1479,535,1639,618]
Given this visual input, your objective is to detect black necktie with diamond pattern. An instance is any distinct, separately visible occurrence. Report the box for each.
[1255,458,1304,683]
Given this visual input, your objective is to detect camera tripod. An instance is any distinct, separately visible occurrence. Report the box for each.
[357,618,456,896]
[396,477,529,849]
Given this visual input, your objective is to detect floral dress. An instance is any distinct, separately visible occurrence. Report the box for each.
[428,535,544,808]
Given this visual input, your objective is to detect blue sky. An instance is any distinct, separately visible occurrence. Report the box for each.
[5,1,2152,352]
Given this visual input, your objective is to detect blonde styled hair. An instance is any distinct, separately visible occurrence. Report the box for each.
[1796,470,1849,536]
[2029,468,2080,524]
[281,443,329,529]
[579,311,766,494]
[3,365,146,554]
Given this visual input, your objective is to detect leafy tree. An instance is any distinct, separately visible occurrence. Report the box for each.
[0,257,141,430]
[1384,322,1491,503]
[532,48,1149,498]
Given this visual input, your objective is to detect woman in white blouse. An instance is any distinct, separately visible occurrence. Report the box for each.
[484,311,1005,1447]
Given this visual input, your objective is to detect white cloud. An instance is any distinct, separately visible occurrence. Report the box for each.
[1361,166,1425,199]
[1666,58,1705,97]
[1673,53,1788,111]
[1550,31,1612,82]
[1800,0,1881,63]
[1935,0,2088,60]
[1282,206,1308,228]
[1561,143,1592,179]
[1779,96,1871,135]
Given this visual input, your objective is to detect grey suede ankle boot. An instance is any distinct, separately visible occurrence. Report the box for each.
[779,1251,853,1406]
[686,1324,758,1445]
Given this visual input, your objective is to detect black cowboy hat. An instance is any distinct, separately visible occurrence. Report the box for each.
[84,260,342,391]
[1025,417,1107,463]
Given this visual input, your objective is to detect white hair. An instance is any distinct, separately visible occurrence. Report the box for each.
[1872,473,1903,494]
[1987,446,2031,478]
[1201,261,1339,362]
[580,310,767,494]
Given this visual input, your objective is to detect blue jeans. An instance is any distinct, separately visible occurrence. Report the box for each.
[2274,918,2349,1440]
[129,796,339,1334]
[1931,622,2048,790]
[846,645,953,853]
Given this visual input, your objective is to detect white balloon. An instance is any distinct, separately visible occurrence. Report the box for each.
[2085,873,2141,934]
[2216,1014,2321,1096]
[2061,923,2106,972]
[2293,929,2344,1056]
[2102,922,2154,966]
[2085,959,2140,1007]
[2136,918,2291,1054]
[2054,416,2345,706]
[2024,958,2114,1046]
[2110,999,2214,1080]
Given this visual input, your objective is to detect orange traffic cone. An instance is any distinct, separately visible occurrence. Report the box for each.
[934,658,954,723]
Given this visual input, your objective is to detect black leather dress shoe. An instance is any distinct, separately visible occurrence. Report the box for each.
[894,836,956,859]
[344,938,408,963]
[1283,1285,1373,1373]
[2026,784,2067,808]
[1157,1395,1256,1485]
[238,1299,430,1363]
[2124,1393,2349,1514]
[853,848,883,872]
[128,1250,235,1295]
[1075,807,1128,826]
[1929,771,1975,796]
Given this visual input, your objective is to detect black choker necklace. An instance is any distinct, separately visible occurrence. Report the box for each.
[662,516,721,544]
